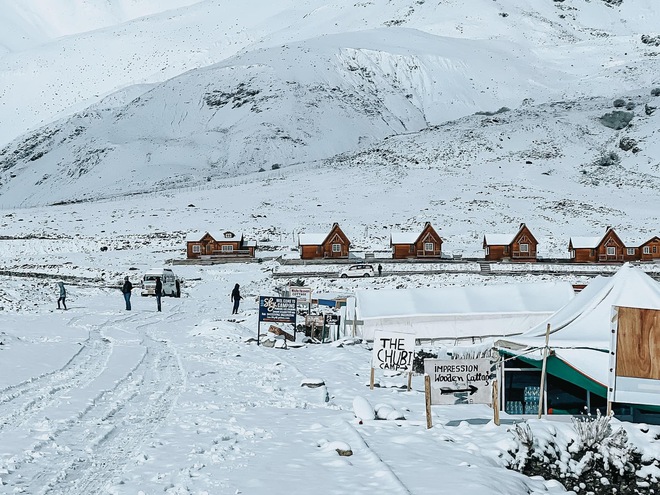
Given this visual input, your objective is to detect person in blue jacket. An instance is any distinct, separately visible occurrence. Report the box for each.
[122,276,133,310]
[57,281,67,310]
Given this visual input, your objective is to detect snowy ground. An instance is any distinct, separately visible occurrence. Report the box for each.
[1,194,659,494]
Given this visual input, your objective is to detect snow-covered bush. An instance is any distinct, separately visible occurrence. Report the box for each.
[613,98,626,108]
[652,88,660,97]
[594,151,620,167]
[506,411,656,495]
[619,137,638,152]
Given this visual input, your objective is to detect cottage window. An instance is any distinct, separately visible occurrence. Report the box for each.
[519,243,529,253]
[570,250,575,259]
[606,246,616,256]
[222,245,233,252]
[485,247,490,256]
[504,246,509,254]
[654,246,658,254]
[332,243,341,253]
[424,242,434,252]
[192,244,201,253]
[626,248,635,256]
[224,232,234,238]
[643,246,650,254]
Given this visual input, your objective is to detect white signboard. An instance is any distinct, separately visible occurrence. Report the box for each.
[424,358,493,405]
[372,331,415,372]
[289,286,312,304]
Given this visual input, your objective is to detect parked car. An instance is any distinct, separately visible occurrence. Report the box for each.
[141,268,181,297]
[339,264,375,278]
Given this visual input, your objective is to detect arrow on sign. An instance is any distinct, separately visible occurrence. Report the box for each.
[440,385,478,395]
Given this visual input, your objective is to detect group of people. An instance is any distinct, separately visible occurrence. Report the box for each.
[56,279,243,314]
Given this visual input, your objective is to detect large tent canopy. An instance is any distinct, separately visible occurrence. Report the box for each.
[354,282,575,341]
[497,264,660,391]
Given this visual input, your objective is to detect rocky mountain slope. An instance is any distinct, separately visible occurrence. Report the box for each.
[0,0,659,210]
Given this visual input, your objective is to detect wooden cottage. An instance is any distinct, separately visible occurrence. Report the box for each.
[568,227,626,263]
[186,231,256,259]
[390,222,443,259]
[483,223,538,262]
[298,223,350,260]
[639,236,660,261]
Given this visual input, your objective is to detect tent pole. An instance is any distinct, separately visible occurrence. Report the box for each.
[537,323,551,419]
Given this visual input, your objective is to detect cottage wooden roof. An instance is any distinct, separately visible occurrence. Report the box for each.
[390,232,420,244]
[569,236,602,249]
[483,233,515,245]
[298,233,328,245]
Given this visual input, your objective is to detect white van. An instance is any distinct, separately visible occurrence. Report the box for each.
[141,268,181,297]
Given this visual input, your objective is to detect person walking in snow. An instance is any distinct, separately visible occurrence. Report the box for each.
[155,276,162,312]
[57,281,67,310]
[231,283,242,314]
[122,276,133,311]
[378,264,382,277]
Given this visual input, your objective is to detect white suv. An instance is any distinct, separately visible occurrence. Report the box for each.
[141,268,181,297]
[339,264,375,278]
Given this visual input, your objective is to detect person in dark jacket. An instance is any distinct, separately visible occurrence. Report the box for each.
[155,276,162,312]
[122,276,133,310]
[378,264,383,277]
[57,281,67,310]
[231,283,242,314]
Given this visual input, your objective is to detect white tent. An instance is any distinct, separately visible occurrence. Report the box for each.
[497,264,660,388]
[354,281,575,341]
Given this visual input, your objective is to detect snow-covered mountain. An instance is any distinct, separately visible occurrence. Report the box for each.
[0,0,659,211]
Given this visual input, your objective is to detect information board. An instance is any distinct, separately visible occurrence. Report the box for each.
[258,296,297,324]
[424,358,493,405]
[289,286,312,303]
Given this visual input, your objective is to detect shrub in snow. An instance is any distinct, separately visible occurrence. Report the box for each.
[507,411,656,495]
[594,151,620,167]
[599,111,634,130]
[613,99,626,108]
[475,107,510,116]
[618,137,638,152]
[645,104,657,116]
[641,35,660,47]
[652,88,660,97]
[271,164,281,170]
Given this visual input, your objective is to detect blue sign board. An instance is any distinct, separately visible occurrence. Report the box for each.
[259,296,297,323]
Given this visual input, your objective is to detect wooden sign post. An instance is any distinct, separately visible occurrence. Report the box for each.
[425,374,433,429]
[424,358,496,426]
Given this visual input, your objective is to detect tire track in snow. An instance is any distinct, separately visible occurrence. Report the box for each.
[2,333,184,494]
[47,336,185,495]
[0,314,126,432]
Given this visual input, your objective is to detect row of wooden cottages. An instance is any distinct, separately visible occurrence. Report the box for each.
[185,224,660,262]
